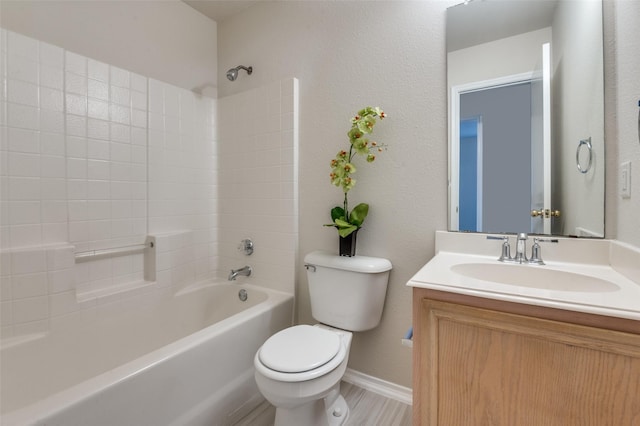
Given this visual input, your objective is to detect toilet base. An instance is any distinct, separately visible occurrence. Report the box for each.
[273,384,349,426]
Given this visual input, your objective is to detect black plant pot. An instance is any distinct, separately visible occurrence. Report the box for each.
[339,230,358,257]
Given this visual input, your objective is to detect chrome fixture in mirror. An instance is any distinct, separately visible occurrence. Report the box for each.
[447,0,605,237]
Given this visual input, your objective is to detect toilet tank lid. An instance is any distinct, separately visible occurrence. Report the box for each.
[304,251,392,273]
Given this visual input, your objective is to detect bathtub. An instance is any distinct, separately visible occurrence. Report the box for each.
[1,282,294,426]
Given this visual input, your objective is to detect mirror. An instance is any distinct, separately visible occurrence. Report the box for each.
[447,0,605,237]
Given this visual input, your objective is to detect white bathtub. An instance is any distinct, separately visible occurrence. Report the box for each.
[1,282,294,426]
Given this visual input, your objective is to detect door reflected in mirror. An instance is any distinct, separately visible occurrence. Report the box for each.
[447,0,605,237]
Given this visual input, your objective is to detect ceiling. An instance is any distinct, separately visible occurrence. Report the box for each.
[182,0,259,23]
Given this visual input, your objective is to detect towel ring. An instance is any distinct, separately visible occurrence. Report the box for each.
[576,137,592,174]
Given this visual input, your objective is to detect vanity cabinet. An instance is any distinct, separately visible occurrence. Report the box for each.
[412,288,640,425]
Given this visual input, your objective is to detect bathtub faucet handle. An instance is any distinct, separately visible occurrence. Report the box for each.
[228,265,252,281]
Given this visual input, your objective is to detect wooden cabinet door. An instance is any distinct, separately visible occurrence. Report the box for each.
[415,299,640,426]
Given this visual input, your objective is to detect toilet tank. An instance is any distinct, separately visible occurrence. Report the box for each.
[304,251,392,332]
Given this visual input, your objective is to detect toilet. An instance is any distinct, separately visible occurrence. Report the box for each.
[254,250,392,426]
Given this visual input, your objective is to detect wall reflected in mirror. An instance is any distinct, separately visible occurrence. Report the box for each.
[447,0,605,237]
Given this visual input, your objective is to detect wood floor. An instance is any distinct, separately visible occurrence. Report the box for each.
[233,381,412,426]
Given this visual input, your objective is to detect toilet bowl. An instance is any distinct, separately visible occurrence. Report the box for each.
[254,324,353,425]
[253,251,392,426]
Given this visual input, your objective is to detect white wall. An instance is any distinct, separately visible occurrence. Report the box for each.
[614,0,640,245]
[219,1,451,387]
[0,0,217,94]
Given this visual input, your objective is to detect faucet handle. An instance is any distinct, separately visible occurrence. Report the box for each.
[487,235,512,262]
[529,237,559,265]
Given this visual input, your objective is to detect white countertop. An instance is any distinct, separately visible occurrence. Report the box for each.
[407,232,640,322]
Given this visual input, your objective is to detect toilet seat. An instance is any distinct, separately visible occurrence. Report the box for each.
[259,325,340,373]
[255,325,348,383]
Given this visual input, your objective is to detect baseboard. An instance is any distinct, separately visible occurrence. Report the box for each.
[342,368,413,406]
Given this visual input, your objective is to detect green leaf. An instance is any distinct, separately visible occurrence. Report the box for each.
[349,203,369,227]
[330,206,345,222]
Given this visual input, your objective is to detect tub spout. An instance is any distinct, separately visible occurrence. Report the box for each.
[228,265,252,281]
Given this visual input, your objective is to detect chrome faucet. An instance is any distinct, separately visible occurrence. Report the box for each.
[228,265,252,281]
[488,233,559,265]
[529,237,559,265]
[514,232,528,263]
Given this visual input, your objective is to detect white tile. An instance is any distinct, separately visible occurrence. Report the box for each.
[88,59,109,83]
[40,110,64,134]
[7,55,38,85]
[87,118,110,141]
[110,181,133,200]
[110,104,130,125]
[88,257,111,281]
[42,200,67,223]
[131,109,147,128]
[12,272,48,299]
[11,248,46,274]
[88,159,110,180]
[9,201,40,225]
[42,222,67,244]
[131,90,147,111]
[39,41,64,68]
[111,219,132,238]
[110,66,130,88]
[65,51,87,76]
[86,200,110,220]
[40,178,66,200]
[8,31,38,61]
[39,65,64,90]
[7,79,39,107]
[65,72,87,96]
[87,180,110,200]
[87,139,109,160]
[66,136,87,158]
[110,142,131,162]
[66,114,86,137]
[67,179,87,200]
[49,291,79,317]
[48,268,75,293]
[110,162,131,181]
[68,200,87,222]
[8,127,39,153]
[88,98,109,120]
[40,132,65,156]
[9,177,40,200]
[110,85,130,106]
[1,300,12,325]
[130,74,146,95]
[66,157,87,179]
[46,245,75,270]
[66,93,88,116]
[40,87,64,112]
[68,221,88,243]
[88,79,109,101]
[10,224,42,247]
[8,103,38,130]
[41,155,66,178]
[110,123,130,143]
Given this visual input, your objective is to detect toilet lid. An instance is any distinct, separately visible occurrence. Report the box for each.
[259,325,341,373]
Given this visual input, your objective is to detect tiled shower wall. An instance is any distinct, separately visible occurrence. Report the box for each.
[0,29,218,337]
[0,28,298,339]
[217,79,298,294]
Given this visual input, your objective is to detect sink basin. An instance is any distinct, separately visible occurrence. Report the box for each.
[451,263,621,293]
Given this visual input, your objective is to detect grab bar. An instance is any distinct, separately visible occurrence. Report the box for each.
[75,242,154,262]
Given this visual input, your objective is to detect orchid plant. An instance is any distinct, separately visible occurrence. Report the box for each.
[325,106,387,238]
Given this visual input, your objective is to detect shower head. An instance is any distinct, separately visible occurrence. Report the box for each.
[226,65,253,81]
